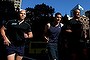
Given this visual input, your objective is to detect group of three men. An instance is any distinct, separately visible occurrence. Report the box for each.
[0,8,89,60]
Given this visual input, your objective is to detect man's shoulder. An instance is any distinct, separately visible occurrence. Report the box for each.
[8,19,17,23]
[60,23,64,27]
[4,19,17,25]
[69,18,76,23]
[45,23,51,29]
[47,23,51,27]
[23,21,31,27]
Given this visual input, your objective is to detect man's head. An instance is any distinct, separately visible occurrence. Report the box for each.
[19,9,26,20]
[55,12,62,23]
[73,9,80,18]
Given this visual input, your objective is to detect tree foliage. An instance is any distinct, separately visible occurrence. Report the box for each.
[25,3,55,41]
[25,3,54,21]
[34,3,54,17]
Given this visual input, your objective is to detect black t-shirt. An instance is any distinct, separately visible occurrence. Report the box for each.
[68,19,83,39]
[4,19,32,45]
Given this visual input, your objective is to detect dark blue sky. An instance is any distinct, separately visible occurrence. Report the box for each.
[21,0,90,16]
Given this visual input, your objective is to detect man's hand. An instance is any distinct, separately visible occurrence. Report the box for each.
[44,36,49,43]
[66,29,72,32]
[4,37,11,46]
[24,33,28,38]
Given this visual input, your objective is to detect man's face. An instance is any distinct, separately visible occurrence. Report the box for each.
[55,14,62,23]
[19,10,26,20]
[74,9,80,18]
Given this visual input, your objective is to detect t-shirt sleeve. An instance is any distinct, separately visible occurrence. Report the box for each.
[27,23,32,32]
[3,20,9,28]
[3,20,13,30]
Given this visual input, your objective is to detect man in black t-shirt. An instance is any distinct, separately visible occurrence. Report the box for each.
[66,9,84,60]
[0,9,33,60]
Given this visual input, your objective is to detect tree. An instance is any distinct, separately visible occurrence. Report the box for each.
[25,3,55,41]
[34,3,54,17]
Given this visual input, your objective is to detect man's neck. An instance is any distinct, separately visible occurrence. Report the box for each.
[73,17,80,21]
[18,19,24,25]
[53,21,60,27]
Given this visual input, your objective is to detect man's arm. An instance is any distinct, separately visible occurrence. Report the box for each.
[44,23,50,42]
[0,26,11,46]
[24,32,33,38]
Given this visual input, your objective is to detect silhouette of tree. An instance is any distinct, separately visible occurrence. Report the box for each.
[34,3,54,17]
[63,14,69,24]
[0,1,15,21]
[25,3,55,41]
[26,7,34,19]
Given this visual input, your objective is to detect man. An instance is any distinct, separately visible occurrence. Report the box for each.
[0,9,33,60]
[44,12,63,60]
[66,9,85,60]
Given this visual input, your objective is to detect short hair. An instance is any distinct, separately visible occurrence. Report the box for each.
[19,9,26,14]
[55,12,62,17]
[19,9,25,11]
[73,9,80,14]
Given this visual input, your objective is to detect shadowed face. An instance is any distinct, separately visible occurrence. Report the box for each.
[74,9,80,18]
[19,10,26,20]
[55,14,62,23]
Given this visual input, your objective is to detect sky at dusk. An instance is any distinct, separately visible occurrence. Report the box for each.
[21,0,90,16]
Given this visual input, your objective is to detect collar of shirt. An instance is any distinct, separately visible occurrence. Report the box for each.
[18,20,24,25]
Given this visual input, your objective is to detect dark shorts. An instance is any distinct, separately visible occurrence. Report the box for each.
[5,44,25,56]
